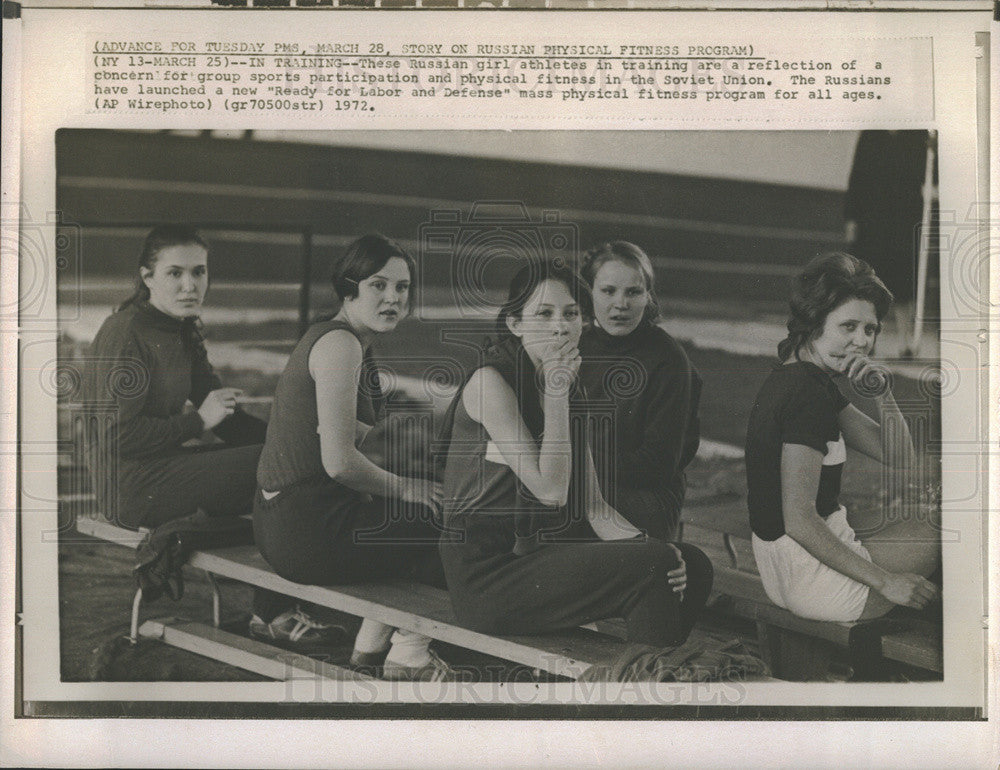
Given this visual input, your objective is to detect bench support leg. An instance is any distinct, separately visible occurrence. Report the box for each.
[204,571,222,628]
[757,623,835,681]
[847,620,905,681]
[755,621,780,674]
[129,588,143,645]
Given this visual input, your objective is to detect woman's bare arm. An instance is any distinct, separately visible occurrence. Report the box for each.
[581,444,642,540]
[581,443,685,592]
[355,420,373,447]
[464,366,572,507]
[840,397,916,472]
[838,404,884,462]
[781,443,936,609]
[838,354,915,467]
[310,330,431,506]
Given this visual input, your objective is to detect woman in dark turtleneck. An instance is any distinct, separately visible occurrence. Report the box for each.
[83,224,339,647]
[579,242,702,541]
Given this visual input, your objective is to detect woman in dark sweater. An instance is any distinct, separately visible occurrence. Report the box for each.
[253,234,454,681]
[579,242,702,541]
[437,259,712,648]
[745,252,939,622]
[84,224,339,649]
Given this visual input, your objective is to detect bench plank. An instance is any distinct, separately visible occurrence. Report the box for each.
[76,513,940,679]
[72,519,676,679]
[189,546,623,679]
[680,501,753,541]
[724,591,855,647]
[881,627,943,674]
[139,617,370,681]
[75,515,146,546]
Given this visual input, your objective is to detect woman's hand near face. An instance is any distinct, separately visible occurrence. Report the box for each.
[836,353,914,466]
[198,387,243,430]
[539,336,581,395]
[838,352,888,394]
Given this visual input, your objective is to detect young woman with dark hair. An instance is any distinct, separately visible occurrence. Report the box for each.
[83,224,340,649]
[253,233,456,681]
[437,258,712,647]
[745,252,940,622]
[579,241,702,541]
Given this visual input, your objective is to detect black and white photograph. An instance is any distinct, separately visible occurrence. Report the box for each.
[4,4,995,767]
[50,128,951,694]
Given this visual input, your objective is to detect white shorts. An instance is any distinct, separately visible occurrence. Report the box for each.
[752,507,872,622]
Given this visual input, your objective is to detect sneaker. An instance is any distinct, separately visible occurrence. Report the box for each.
[248,608,349,652]
[348,648,389,678]
[381,648,459,682]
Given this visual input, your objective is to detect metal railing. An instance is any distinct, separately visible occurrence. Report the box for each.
[66,220,320,337]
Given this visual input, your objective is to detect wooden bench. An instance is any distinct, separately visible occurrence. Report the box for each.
[678,500,943,680]
[74,514,754,683]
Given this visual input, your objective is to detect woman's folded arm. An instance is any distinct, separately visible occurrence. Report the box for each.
[463,366,572,508]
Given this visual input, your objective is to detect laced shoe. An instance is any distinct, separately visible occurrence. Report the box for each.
[348,648,389,678]
[248,608,349,652]
[381,648,460,682]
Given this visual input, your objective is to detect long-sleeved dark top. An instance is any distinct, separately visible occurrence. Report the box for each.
[579,321,702,536]
[83,299,259,464]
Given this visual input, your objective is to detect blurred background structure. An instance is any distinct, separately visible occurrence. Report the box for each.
[56,129,857,321]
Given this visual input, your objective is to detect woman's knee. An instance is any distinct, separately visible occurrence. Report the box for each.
[633,537,682,575]
[863,530,939,578]
[676,542,714,584]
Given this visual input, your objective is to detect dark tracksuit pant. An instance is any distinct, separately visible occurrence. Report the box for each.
[253,475,446,590]
[110,412,290,622]
[441,530,713,649]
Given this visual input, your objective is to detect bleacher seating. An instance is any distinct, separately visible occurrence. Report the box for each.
[678,501,943,679]
[75,514,751,682]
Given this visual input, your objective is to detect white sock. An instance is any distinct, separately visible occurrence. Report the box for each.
[383,629,432,668]
[352,619,394,654]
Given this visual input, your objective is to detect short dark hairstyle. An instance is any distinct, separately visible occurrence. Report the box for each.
[495,257,592,341]
[118,224,209,312]
[581,240,660,323]
[331,233,416,304]
[778,251,894,362]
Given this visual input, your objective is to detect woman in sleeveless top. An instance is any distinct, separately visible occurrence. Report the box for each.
[745,252,940,622]
[253,233,454,681]
[83,224,335,650]
[579,241,702,541]
[437,259,713,647]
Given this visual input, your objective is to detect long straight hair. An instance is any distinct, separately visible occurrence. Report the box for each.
[117,224,210,312]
